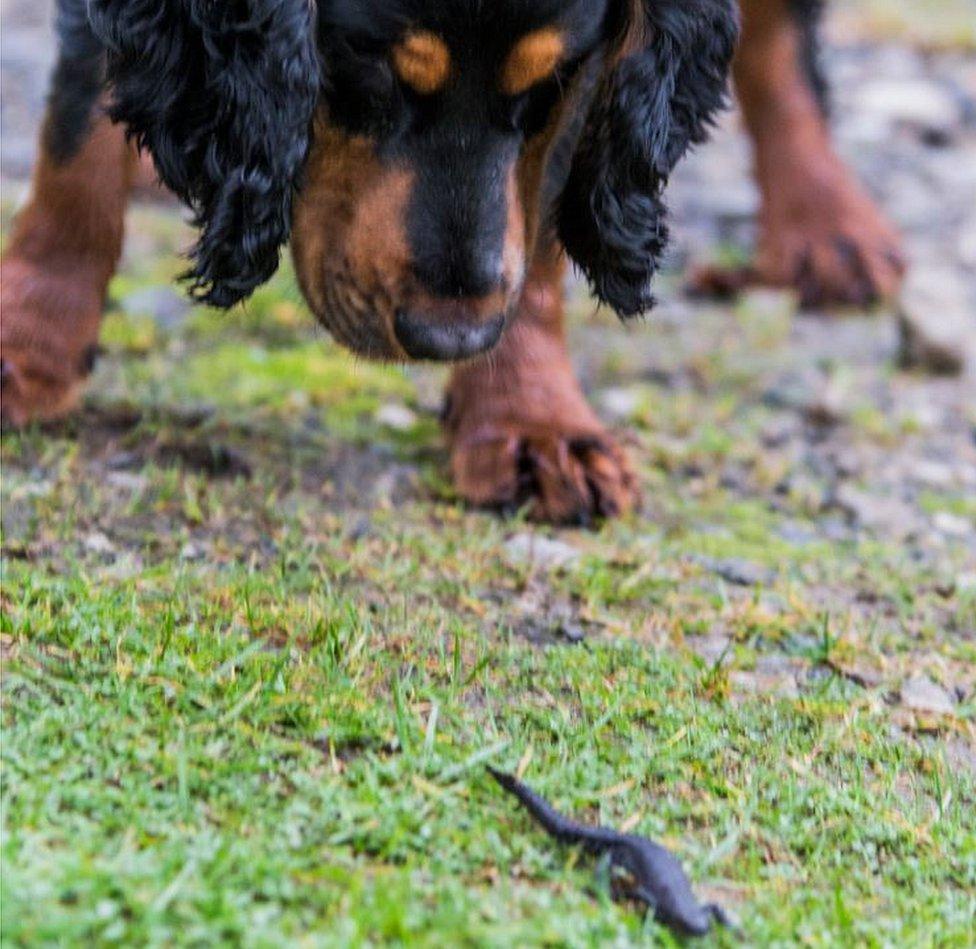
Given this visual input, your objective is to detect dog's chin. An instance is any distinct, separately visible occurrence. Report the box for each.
[313,299,517,365]
[318,317,402,362]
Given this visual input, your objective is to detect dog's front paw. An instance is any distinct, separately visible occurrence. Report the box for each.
[0,258,101,428]
[0,349,87,429]
[449,420,638,526]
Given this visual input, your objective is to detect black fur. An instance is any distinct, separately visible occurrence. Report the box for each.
[84,0,320,308]
[788,0,829,114]
[558,0,739,318]
[44,2,104,164]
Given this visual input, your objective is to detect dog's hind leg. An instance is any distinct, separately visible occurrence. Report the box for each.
[1,5,138,427]
[695,0,905,309]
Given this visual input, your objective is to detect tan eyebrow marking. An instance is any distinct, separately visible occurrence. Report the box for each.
[392,31,452,95]
[500,29,565,97]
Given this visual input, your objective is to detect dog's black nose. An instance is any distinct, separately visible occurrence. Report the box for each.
[411,252,504,301]
[394,310,505,362]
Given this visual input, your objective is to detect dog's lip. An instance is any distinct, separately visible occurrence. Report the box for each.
[310,282,401,360]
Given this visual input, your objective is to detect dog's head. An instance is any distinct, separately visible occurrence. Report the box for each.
[91,0,737,360]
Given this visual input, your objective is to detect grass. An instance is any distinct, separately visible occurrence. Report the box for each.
[3,554,974,946]
[2,135,975,947]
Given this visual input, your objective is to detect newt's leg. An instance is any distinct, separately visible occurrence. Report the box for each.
[444,245,638,525]
[695,0,905,308]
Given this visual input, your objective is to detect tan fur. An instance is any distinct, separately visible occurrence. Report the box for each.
[500,29,564,96]
[392,31,452,95]
[291,123,413,358]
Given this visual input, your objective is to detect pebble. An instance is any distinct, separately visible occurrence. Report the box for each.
[375,403,418,432]
[854,78,962,142]
[760,417,798,449]
[900,674,956,715]
[83,532,116,556]
[687,634,733,666]
[777,521,818,546]
[898,267,976,377]
[696,556,774,587]
[803,375,849,427]
[503,533,581,571]
[106,471,149,493]
[730,669,800,700]
[912,459,956,489]
[369,464,419,505]
[932,511,973,538]
[834,484,920,539]
[597,387,641,421]
[945,738,976,778]
[121,286,190,330]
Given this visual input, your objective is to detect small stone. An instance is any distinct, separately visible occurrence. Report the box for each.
[912,460,955,489]
[370,464,419,506]
[121,285,190,330]
[803,376,848,427]
[106,451,144,471]
[106,471,148,492]
[687,634,733,666]
[945,739,976,778]
[696,556,774,587]
[84,532,116,556]
[854,78,961,142]
[503,533,581,571]
[777,521,817,546]
[760,417,797,448]
[900,674,956,716]
[556,621,586,644]
[103,554,144,580]
[897,267,976,377]
[597,387,641,421]
[730,671,799,700]
[834,484,920,539]
[375,403,418,432]
[932,511,973,538]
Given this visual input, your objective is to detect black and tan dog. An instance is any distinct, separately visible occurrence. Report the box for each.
[0,0,904,523]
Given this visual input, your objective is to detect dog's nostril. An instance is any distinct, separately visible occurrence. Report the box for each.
[394,310,505,362]
[412,254,505,300]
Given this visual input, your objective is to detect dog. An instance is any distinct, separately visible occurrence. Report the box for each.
[0,0,904,524]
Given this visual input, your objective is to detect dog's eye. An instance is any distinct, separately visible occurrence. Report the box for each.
[502,77,562,136]
[323,43,404,137]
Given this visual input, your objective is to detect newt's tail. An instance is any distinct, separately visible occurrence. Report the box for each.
[488,768,616,850]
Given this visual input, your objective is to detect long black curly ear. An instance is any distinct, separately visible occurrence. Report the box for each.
[558,0,738,318]
[87,0,320,308]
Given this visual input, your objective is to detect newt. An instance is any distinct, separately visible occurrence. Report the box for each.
[489,767,735,938]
